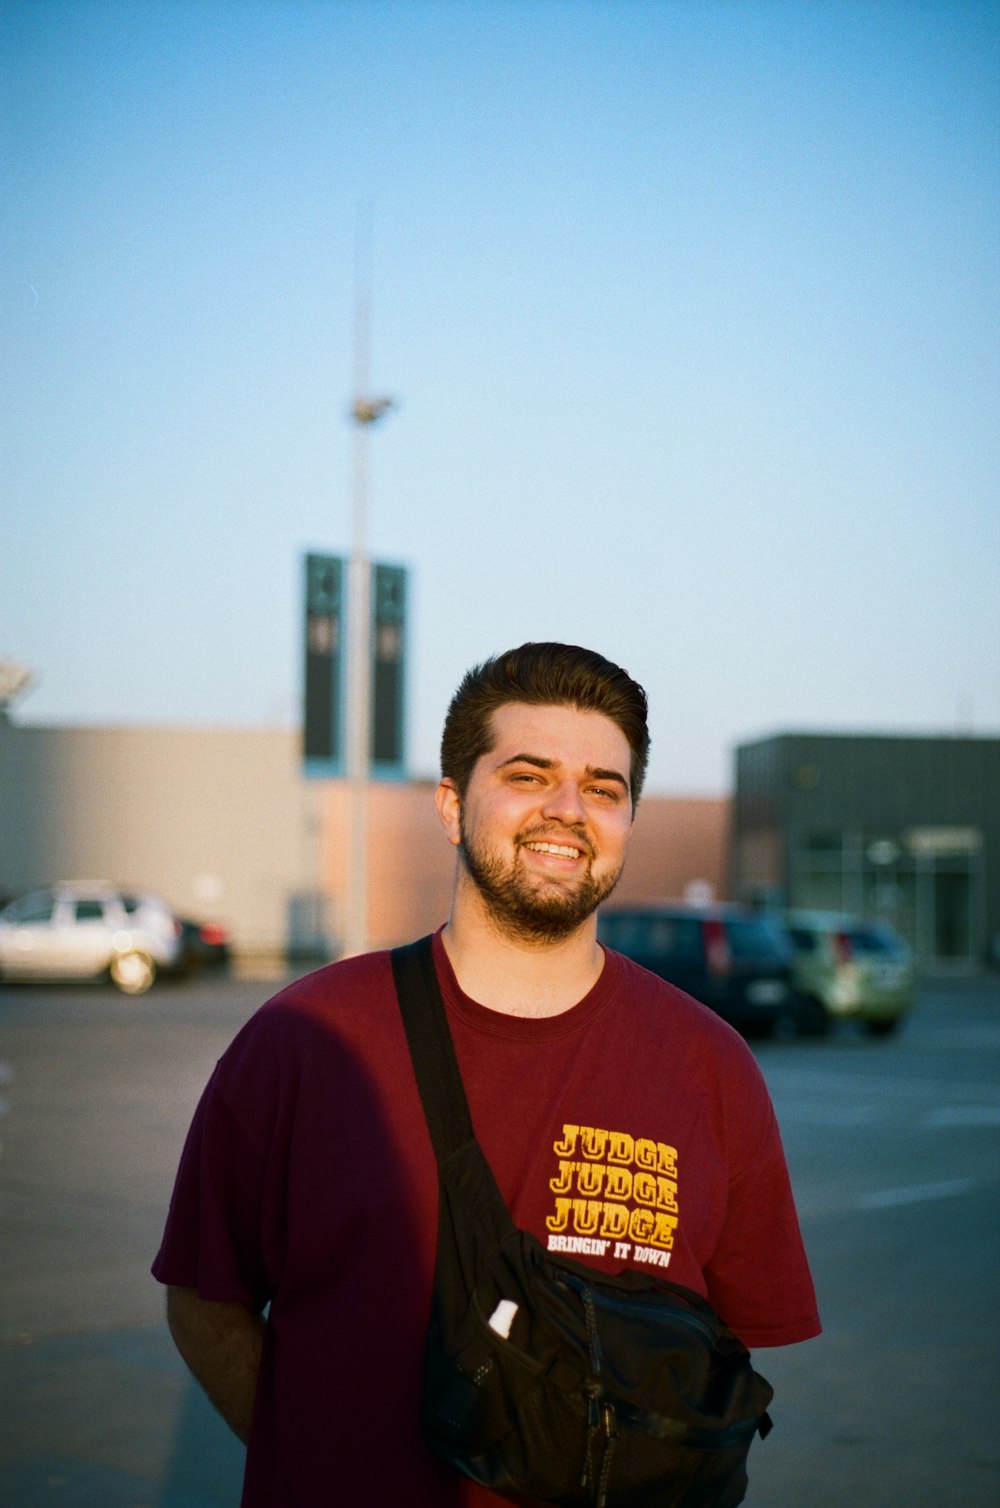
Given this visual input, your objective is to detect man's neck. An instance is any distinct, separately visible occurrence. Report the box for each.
[439,894,605,1017]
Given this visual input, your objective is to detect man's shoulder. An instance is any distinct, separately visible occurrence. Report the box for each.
[219,948,401,1071]
[605,948,763,1063]
[608,947,724,1017]
[266,947,394,1016]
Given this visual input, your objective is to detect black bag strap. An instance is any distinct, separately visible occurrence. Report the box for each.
[391,934,475,1164]
[391,935,767,1385]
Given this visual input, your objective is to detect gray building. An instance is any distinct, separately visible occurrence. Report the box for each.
[0,722,329,959]
[0,722,733,963]
[731,733,1000,970]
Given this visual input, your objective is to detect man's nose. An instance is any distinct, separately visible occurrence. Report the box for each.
[542,779,586,824]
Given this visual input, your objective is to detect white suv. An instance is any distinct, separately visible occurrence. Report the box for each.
[0,883,184,995]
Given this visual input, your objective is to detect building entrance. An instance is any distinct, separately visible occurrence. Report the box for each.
[792,827,983,970]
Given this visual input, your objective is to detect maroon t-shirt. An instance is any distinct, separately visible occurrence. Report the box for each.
[153,934,820,1505]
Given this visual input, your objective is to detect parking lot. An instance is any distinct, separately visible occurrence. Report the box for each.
[1,969,998,1507]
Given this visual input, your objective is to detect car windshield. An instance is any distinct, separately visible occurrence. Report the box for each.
[598,914,703,961]
[846,924,908,958]
[2,892,55,924]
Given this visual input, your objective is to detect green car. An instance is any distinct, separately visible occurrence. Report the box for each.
[782,911,916,1037]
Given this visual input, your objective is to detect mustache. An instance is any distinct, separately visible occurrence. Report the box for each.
[515,823,596,861]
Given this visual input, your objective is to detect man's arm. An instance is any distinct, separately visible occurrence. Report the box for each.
[165,1284,265,1444]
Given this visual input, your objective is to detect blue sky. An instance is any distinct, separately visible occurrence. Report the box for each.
[3,0,998,793]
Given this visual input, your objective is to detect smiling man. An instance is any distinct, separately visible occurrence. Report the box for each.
[438,700,635,1001]
[154,642,820,1507]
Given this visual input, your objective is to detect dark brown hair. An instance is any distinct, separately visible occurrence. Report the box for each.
[440,642,650,806]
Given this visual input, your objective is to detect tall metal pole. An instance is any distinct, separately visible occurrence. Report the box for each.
[343,208,393,958]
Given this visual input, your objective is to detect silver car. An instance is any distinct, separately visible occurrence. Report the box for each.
[0,883,184,995]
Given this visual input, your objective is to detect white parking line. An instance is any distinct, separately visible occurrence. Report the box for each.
[924,1105,1000,1128]
[858,1178,976,1210]
[776,1100,882,1126]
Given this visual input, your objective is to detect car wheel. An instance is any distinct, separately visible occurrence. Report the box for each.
[110,950,156,995]
[741,1019,778,1042]
[796,995,831,1038]
[864,1017,901,1038]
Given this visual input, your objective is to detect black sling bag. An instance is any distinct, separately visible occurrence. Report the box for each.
[391,936,774,1508]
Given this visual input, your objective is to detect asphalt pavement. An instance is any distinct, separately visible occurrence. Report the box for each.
[0,970,997,1507]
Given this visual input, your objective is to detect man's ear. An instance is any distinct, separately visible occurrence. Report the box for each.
[435,778,463,847]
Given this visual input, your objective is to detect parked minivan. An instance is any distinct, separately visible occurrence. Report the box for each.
[597,902,796,1036]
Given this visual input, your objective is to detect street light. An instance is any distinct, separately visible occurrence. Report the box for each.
[351,398,394,425]
[0,662,35,723]
[342,237,395,958]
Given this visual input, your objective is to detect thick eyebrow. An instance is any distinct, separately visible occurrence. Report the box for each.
[586,765,631,793]
[496,753,630,794]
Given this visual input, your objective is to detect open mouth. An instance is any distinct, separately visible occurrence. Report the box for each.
[522,840,584,861]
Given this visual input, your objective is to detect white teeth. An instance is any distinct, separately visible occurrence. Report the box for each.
[525,842,580,859]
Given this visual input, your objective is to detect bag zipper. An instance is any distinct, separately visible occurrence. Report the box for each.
[576,1284,617,1507]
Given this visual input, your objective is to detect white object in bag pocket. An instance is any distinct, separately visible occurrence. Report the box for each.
[487,1299,519,1339]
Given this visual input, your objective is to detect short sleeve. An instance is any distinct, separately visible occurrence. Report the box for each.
[704,1085,820,1348]
[152,1059,278,1309]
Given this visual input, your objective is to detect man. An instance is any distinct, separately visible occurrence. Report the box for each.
[155,642,820,1505]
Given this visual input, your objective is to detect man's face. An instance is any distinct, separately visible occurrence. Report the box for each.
[439,702,634,943]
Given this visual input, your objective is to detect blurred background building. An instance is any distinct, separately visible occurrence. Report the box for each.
[731,733,1000,971]
[0,722,729,962]
[1,720,996,971]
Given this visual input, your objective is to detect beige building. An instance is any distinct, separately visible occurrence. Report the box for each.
[0,722,730,958]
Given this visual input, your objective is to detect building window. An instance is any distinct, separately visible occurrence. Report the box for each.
[790,828,984,967]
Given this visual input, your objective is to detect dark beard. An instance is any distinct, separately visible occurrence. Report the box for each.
[458,820,624,944]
